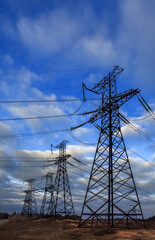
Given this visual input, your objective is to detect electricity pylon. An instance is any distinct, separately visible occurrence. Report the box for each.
[40,172,55,216]
[51,140,75,216]
[77,66,145,228]
[22,179,38,215]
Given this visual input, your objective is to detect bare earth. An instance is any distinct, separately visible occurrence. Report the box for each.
[0,219,9,225]
[0,216,155,240]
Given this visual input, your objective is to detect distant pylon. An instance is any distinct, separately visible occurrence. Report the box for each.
[22,179,38,215]
[40,172,55,216]
[52,140,75,216]
[78,66,145,228]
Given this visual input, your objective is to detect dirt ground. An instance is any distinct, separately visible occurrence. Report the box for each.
[0,216,155,240]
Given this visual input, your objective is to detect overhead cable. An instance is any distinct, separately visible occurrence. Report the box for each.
[137,93,155,120]
[0,66,110,76]
[0,165,46,168]
[129,148,155,167]
[0,108,97,122]
[128,115,151,122]
[67,131,97,146]
[0,128,69,138]
[119,113,155,144]
[0,98,100,104]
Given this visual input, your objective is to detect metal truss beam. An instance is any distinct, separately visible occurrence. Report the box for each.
[79,66,145,228]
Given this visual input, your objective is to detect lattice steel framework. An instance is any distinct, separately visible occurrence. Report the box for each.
[78,66,145,228]
[40,172,55,216]
[53,140,75,216]
[22,179,38,215]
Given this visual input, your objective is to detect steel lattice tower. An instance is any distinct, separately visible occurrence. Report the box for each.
[22,179,38,215]
[40,172,55,216]
[78,66,145,228]
[53,140,75,216]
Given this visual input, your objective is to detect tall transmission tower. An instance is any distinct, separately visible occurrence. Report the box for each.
[51,140,75,216]
[40,172,55,216]
[76,66,145,228]
[22,179,38,215]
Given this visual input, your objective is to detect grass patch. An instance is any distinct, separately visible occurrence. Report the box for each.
[0,216,154,240]
[92,226,116,236]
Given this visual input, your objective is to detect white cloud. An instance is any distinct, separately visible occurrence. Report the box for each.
[79,35,116,64]
[0,68,38,93]
[17,9,82,55]
[117,0,155,90]
[121,122,143,137]
[15,8,116,65]
[0,122,12,136]
[73,127,92,137]
[3,54,14,65]
[1,0,153,93]
[67,144,95,157]
[1,0,155,90]
[7,102,72,132]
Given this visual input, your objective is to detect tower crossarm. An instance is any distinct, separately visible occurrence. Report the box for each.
[71,89,140,131]
[111,88,140,107]
[47,154,71,163]
[83,65,124,95]
[86,88,140,124]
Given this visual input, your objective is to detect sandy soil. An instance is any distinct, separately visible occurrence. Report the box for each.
[0,216,154,240]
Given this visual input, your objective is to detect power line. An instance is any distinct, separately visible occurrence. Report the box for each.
[122,93,155,122]
[128,115,152,122]
[67,161,91,175]
[0,98,100,104]
[44,158,91,173]
[0,66,109,76]
[0,112,152,142]
[0,155,57,159]
[0,107,97,122]
[0,100,90,137]
[0,166,46,168]
[119,113,155,144]
[67,131,97,145]
[0,152,54,166]
[68,164,155,199]
[0,159,91,171]
[0,128,69,138]
[129,148,155,167]
[0,113,75,122]
[0,85,82,95]
[67,168,89,179]
[129,122,155,143]
[0,185,154,197]
[137,93,155,120]
[44,162,155,200]
[0,156,53,159]
[0,160,49,162]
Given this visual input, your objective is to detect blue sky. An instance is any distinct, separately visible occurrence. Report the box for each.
[0,0,155,218]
